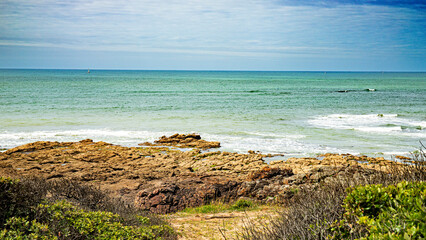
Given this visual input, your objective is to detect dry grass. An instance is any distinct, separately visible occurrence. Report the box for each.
[167,205,280,240]
[239,145,426,240]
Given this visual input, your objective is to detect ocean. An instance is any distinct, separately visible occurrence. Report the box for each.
[1,69,425,158]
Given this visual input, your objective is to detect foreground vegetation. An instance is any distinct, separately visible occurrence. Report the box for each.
[240,146,426,240]
[0,177,176,239]
[337,181,425,239]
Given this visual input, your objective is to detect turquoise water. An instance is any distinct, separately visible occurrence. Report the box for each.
[1,69,425,157]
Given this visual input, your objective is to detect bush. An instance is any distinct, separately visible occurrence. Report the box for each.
[0,216,55,240]
[0,177,48,226]
[0,177,177,239]
[340,181,426,239]
[1,200,174,239]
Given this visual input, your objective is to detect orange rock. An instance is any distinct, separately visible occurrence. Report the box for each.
[395,155,411,160]
[139,133,220,149]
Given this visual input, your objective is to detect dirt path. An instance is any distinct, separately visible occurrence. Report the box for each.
[165,206,280,240]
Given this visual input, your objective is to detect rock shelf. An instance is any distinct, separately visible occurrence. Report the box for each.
[0,134,399,214]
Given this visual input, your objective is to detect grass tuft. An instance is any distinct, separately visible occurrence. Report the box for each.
[230,199,254,210]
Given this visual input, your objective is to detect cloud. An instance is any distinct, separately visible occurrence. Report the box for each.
[275,0,426,8]
[0,0,425,69]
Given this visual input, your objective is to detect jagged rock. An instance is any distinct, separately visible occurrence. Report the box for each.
[135,177,241,214]
[139,133,220,149]
[247,166,293,181]
[0,136,397,213]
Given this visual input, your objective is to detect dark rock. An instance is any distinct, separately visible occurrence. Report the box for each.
[139,133,220,149]
[135,177,241,214]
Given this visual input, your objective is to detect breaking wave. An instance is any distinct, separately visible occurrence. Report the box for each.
[308,114,426,138]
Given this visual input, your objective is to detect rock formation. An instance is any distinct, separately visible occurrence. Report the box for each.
[139,133,220,149]
[0,134,399,214]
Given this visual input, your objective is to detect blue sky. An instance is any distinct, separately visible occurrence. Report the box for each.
[0,0,425,71]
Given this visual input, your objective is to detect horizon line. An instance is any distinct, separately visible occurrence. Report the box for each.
[1,68,425,73]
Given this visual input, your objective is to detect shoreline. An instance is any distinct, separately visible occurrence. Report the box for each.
[0,132,417,160]
[0,134,409,214]
[0,142,414,162]
[0,145,415,161]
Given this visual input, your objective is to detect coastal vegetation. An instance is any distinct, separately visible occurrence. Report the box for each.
[239,146,426,240]
[0,177,176,239]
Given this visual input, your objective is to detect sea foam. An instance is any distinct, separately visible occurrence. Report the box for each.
[308,114,426,137]
[0,129,344,156]
[202,133,343,155]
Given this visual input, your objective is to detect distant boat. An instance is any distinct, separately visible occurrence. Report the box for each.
[88,69,90,74]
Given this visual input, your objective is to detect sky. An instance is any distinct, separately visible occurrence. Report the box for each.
[0,0,425,71]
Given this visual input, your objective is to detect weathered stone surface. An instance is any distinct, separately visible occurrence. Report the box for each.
[395,155,411,160]
[247,166,293,181]
[135,177,241,214]
[0,136,397,214]
[139,133,220,149]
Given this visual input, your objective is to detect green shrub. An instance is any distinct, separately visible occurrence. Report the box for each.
[342,181,426,239]
[1,200,174,240]
[0,217,56,240]
[0,176,177,239]
[39,200,173,239]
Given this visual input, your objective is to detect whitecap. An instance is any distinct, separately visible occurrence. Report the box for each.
[308,114,426,137]
[200,132,342,155]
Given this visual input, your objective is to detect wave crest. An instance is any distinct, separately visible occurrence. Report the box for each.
[308,114,426,137]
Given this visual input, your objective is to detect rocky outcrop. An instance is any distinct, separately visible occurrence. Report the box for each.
[247,166,293,181]
[237,164,379,203]
[0,136,398,214]
[139,133,220,149]
[135,177,241,214]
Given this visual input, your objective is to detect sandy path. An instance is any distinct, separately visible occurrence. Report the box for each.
[165,206,279,240]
